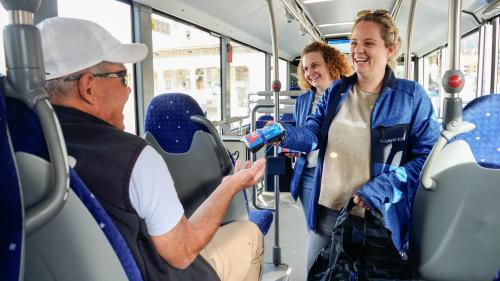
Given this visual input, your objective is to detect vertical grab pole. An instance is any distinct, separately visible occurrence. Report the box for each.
[441,0,466,131]
[265,0,282,266]
[404,0,417,79]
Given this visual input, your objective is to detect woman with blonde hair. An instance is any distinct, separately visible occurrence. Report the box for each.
[278,10,439,279]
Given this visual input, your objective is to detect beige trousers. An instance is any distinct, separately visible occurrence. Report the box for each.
[201,220,264,281]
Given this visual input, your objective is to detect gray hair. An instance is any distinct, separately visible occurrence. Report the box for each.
[44,62,109,100]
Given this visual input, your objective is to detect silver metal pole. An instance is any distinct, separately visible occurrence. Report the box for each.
[265,0,282,266]
[391,0,406,22]
[250,104,276,212]
[404,0,417,79]
[448,0,462,87]
[441,0,465,130]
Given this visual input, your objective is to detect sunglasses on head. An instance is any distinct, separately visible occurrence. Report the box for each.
[356,9,390,18]
[64,70,129,87]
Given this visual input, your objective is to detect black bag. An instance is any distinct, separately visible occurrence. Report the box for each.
[307,200,414,281]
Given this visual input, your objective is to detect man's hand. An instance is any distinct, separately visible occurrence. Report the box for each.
[222,159,266,192]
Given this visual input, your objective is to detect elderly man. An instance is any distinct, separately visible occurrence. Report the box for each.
[38,17,265,281]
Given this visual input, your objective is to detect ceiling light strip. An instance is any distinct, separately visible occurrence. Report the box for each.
[318,21,354,28]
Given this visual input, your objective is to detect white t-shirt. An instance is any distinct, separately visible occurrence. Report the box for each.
[128,145,184,236]
[306,89,325,168]
[319,86,378,215]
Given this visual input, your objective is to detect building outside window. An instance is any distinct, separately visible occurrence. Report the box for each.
[58,0,137,134]
[423,50,443,116]
[460,31,479,106]
[152,13,221,121]
[229,42,265,121]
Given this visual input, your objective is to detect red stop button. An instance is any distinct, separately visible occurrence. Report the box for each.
[448,74,463,89]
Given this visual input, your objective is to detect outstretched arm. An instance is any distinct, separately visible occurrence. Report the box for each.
[151,159,266,269]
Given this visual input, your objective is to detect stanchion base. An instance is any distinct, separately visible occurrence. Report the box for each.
[262,263,292,281]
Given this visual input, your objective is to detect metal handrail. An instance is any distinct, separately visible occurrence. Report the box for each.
[2,1,70,236]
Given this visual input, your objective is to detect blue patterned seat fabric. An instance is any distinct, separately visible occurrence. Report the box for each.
[144,93,209,153]
[280,113,295,126]
[0,80,23,281]
[256,114,274,129]
[5,97,143,281]
[145,93,273,235]
[453,94,500,169]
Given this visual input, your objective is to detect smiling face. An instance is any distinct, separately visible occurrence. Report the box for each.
[302,51,334,91]
[350,20,395,81]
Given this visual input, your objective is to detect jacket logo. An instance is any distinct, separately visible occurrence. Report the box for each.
[379,136,406,144]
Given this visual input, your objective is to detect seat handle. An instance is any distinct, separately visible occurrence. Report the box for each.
[421,121,475,190]
[190,115,233,176]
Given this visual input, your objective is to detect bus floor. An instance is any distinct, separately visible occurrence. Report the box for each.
[256,192,309,281]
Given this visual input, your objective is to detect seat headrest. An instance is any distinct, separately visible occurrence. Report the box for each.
[144,93,209,153]
[280,113,294,123]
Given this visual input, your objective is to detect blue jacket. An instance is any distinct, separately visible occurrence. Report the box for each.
[281,66,440,255]
[289,88,315,200]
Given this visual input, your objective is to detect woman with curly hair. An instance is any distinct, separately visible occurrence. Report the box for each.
[288,41,351,263]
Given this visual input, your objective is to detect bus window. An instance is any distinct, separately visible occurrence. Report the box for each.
[423,50,443,116]
[152,13,221,122]
[229,41,265,121]
[0,6,7,74]
[58,0,137,134]
[270,56,289,90]
[460,31,479,106]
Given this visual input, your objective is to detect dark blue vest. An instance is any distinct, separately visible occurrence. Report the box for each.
[55,106,219,281]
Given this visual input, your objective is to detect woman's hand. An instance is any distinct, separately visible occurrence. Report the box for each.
[353,195,371,211]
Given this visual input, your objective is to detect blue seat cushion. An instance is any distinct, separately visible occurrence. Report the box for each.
[248,210,274,235]
[0,85,23,281]
[454,94,500,169]
[144,93,209,153]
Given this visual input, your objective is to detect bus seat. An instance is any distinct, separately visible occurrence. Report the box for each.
[454,94,500,168]
[411,93,500,281]
[144,93,273,234]
[256,114,273,129]
[6,97,142,281]
[279,113,295,126]
[227,151,273,236]
[0,81,23,281]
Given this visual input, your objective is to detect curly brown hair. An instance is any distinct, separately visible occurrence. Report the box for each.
[298,42,352,91]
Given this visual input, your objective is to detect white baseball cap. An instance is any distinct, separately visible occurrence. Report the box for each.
[37,17,148,80]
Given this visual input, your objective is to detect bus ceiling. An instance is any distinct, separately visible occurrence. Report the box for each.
[139,0,497,59]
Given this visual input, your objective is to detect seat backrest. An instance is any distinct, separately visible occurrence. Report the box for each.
[7,97,142,281]
[144,93,247,221]
[454,93,500,168]
[0,81,23,281]
[279,113,295,126]
[411,94,500,281]
[256,114,274,129]
[144,93,209,153]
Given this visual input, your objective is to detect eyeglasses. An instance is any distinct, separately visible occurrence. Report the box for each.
[64,70,129,87]
[356,9,390,18]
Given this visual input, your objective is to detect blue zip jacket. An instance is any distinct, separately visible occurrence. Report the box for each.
[281,66,440,255]
[289,88,315,200]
